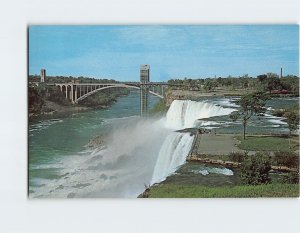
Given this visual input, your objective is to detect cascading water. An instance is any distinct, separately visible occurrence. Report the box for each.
[151,132,194,184]
[165,100,235,129]
[29,99,235,198]
[151,100,235,184]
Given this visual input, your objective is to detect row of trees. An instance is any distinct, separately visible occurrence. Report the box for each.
[168,76,249,91]
[79,88,129,108]
[29,75,118,84]
[257,73,299,94]
[167,73,299,95]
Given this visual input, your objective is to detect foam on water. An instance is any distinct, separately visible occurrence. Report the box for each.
[30,118,170,198]
[213,98,239,108]
[29,100,236,198]
[191,167,234,176]
[151,132,194,184]
[264,114,288,125]
[165,100,235,129]
[151,100,235,184]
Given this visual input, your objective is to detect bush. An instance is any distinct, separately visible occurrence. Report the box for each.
[283,171,299,184]
[273,151,299,168]
[240,153,272,185]
[228,151,247,163]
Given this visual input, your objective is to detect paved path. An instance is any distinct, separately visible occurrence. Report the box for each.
[193,133,244,155]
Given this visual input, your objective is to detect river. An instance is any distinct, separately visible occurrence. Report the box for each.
[28,93,298,198]
[29,92,162,197]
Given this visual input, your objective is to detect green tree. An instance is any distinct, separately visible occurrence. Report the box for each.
[240,153,272,185]
[257,73,281,93]
[203,79,217,92]
[257,74,267,83]
[284,111,299,136]
[241,75,249,89]
[230,92,269,140]
[266,73,280,93]
[281,76,299,95]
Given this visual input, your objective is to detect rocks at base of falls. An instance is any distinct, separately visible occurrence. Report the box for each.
[86,135,107,149]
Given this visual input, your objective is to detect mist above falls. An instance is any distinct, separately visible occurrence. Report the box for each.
[30,100,235,198]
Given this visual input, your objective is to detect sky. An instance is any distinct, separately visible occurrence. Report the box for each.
[29,25,299,82]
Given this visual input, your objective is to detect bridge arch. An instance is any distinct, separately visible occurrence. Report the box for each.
[75,84,164,103]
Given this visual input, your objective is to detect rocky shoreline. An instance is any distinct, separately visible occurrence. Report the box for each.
[28,100,112,119]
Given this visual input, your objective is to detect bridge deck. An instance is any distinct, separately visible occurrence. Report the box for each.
[54,82,169,86]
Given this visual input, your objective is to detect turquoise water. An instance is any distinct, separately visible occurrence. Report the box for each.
[197,97,299,135]
[28,92,160,195]
[28,94,299,197]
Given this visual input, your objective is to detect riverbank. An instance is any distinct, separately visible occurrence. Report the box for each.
[165,89,253,106]
[29,100,91,119]
[28,84,129,119]
[165,89,299,106]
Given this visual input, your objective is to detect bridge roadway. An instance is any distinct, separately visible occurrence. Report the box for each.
[29,80,185,116]
[50,81,169,105]
[52,82,169,86]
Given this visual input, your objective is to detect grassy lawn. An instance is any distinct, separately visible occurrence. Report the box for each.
[147,183,299,198]
[236,135,299,152]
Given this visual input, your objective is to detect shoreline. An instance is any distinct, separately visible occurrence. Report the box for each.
[29,99,114,120]
[165,89,299,106]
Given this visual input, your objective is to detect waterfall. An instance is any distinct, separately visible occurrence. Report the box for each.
[165,100,235,130]
[29,99,235,198]
[151,100,235,184]
[151,132,194,184]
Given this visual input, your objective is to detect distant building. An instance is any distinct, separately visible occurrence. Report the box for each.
[140,65,150,83]
[40,69,46,82]
[140,65,150,117]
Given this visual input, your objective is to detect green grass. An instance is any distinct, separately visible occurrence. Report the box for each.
[236,135,299,152]
[148,183,299,198]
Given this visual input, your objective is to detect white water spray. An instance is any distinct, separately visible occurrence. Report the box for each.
[30,100,235,198]
[151,132,194,184]
[165,100,235,129]
[151,100,235,184]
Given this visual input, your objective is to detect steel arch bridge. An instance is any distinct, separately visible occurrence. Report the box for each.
[55,82,168,116]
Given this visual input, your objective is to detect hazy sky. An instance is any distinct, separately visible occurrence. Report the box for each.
[29,25,299,81]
